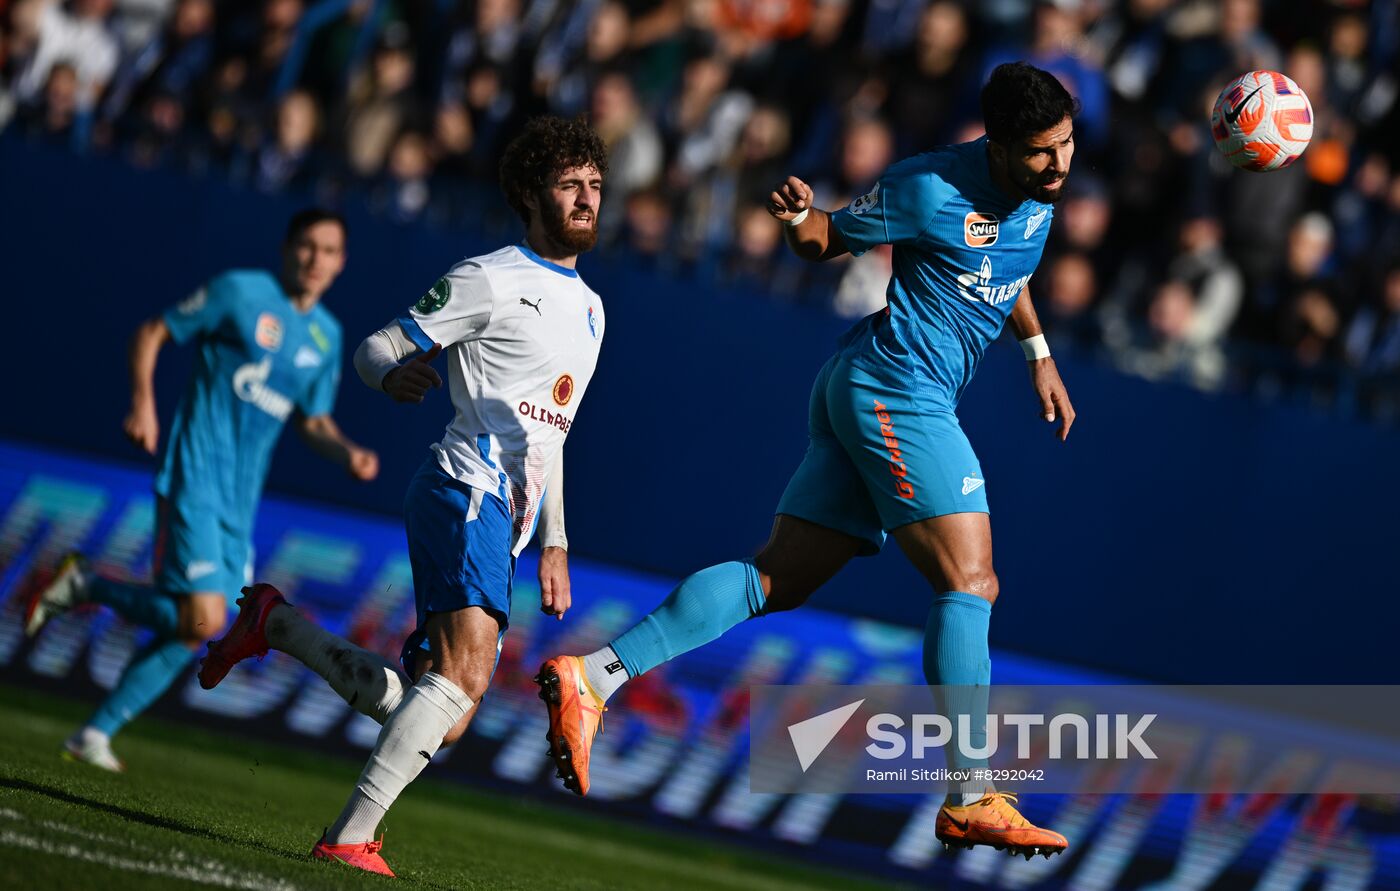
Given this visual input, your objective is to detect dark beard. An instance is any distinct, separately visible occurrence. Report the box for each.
[1007,158,1068,204]
[541,203,599,254]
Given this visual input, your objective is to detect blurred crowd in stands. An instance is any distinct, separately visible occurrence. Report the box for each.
[2,0,1398,417]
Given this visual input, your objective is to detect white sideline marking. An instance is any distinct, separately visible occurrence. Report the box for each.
[0,827,301,891]
[0,806,143,847]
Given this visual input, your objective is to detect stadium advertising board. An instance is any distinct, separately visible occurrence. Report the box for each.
[1,440,1395,889]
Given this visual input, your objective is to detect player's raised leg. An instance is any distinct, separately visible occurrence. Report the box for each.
[892,514,1067,858]
[26,555,187,643]
[199,583,407,724]
[313,607,495,876]
[538,514,865,795]
[51,496,246,770]
[26,525,223,772]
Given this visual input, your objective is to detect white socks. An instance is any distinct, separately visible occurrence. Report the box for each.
[581,645,630,704]
[327,672,474,844]
[266,605,405,723]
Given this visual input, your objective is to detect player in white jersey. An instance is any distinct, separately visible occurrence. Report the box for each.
[197,116,609,877]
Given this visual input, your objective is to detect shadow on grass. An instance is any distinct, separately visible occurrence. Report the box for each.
[0,775,458,890]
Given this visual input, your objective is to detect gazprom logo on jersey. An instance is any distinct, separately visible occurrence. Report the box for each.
[964,211,999,247]
[233,357,294,421]
[957,256,1032,307]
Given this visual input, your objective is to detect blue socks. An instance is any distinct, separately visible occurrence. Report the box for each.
[89,636,195,736]
[923,591,992,686]
[610,561,766,678]
[924,591,993,799]
[84,578,189,737]
[88,578,180,638]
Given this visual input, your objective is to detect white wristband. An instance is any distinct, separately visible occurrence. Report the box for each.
[783,208,810,227]
[1019,334,1051,361]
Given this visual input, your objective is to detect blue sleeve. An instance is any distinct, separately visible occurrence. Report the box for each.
[829,169,953,257]
[299,329,341,417]
[162,274,235,344]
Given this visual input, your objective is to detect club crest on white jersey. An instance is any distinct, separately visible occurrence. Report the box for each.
[398,245,605,554]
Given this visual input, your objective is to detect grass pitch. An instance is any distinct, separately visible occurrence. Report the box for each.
[0,684,905,890]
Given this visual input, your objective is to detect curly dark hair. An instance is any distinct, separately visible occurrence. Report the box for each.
[498,116,610,226]
[981,62,1079,145]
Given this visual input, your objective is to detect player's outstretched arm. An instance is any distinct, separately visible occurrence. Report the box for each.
[353,326,443,403]
[295,414,379,481]
[124,317,172,455]
[1008,287,1076,442]
[537,448,570,620]
[768,175,850,262]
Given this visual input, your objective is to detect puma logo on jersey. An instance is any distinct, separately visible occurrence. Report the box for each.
[520,297,542,315]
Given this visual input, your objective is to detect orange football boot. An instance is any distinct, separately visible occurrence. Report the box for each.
[534,655,606,796]
[311,833,395,876]
[936,792,1069,860]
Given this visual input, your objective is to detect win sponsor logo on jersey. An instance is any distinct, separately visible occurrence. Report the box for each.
[956,256,1032,307]
[964,212,999,247]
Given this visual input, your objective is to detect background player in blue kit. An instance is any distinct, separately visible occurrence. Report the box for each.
[24,209,379,771]
[538,62,1078,858]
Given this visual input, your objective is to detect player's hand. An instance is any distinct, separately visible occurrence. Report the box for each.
[347,447,379,481]
[123,399,160,455]
[539,546,571,620]
[768,175,813,222]
[1029,357,1076,442]
[382,343,443,403]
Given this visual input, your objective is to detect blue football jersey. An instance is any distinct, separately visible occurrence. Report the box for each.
[154,270,342,528]
[830,136,1054,406]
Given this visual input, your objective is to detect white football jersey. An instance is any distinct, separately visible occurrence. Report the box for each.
[399,245,605,555]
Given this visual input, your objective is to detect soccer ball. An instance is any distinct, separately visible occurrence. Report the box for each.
[1210,70,1313,172]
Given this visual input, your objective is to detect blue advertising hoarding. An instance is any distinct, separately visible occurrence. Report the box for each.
[0,438,1395,888]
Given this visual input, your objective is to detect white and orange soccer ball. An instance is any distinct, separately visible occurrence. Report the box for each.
[1210,70,1314,172]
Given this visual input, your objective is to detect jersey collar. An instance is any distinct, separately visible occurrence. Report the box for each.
[516,243,579,278]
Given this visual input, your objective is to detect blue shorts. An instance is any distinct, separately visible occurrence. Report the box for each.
[776,352,988,554]
[399,457,514,673]
[153,494,252,602]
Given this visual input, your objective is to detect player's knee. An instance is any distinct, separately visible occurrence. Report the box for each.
[759,570,817,613]
[179,598,226,641]
[429,660,491,705]
[956,569,999,605]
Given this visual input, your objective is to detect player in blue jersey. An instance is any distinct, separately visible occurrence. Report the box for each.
[538,62,1077,858]
[24,209,379,771]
